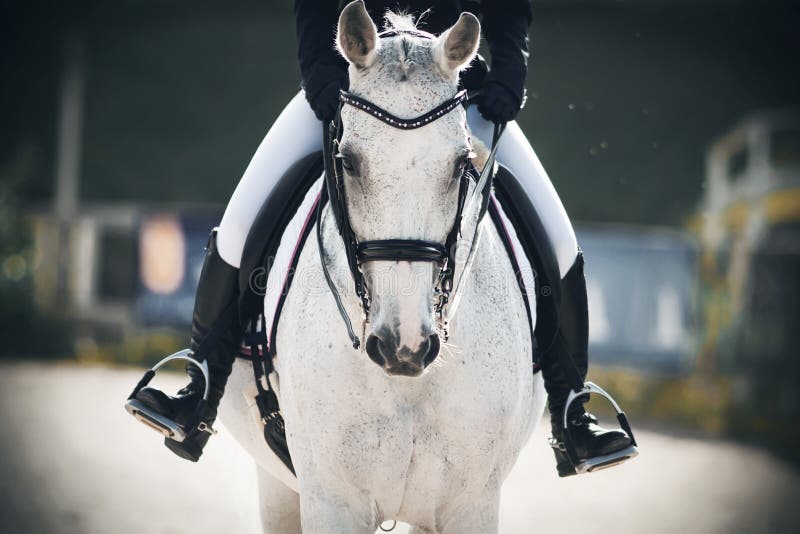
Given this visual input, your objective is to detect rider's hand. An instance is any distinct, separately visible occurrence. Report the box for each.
[478,80,523,123]
[309,76,348,123]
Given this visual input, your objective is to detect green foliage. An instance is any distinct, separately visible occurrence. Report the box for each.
[0,149,72,358]
[589,366,800,465]
[75,329,184,368]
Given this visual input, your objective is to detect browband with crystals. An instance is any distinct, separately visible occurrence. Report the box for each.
[339,89,468,130]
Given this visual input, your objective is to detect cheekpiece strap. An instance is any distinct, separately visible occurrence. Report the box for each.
[339,90,468,130]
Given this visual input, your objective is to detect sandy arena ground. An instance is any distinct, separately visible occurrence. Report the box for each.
[0,361,798,534]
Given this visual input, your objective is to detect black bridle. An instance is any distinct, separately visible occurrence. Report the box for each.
[319,31,505,349]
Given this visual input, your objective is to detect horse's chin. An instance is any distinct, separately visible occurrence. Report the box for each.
[383,361,425,378]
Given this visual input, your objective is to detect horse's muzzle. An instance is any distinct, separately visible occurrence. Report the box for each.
[365,331,440,377]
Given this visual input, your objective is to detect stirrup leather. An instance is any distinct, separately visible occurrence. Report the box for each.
[553,381,639,474]
[125,349,218,442]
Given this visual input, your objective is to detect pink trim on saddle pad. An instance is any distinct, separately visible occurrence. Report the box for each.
[491,195,523,272]
[270,192,321,340]
[261,177,325,345]
[491,194,536,298]
[489,194,539,370]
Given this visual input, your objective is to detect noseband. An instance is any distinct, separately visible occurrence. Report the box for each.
[319,31,504,349]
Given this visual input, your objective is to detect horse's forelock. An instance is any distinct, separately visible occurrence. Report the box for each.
[347,9,462,115]
[382,11,420,33]
[375,11,441,84]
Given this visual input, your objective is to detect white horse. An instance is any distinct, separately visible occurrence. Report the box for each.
[221,4,546,532]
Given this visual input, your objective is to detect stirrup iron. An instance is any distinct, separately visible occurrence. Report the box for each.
[125,349,215,442]
[560,381,639,474]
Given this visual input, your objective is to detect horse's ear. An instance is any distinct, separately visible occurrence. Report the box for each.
[337,1,380,69]
[433,13,481,76]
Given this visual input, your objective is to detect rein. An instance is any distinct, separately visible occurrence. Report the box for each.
[319,72,505,349]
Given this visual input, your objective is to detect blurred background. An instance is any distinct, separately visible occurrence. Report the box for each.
[1,0,799,533]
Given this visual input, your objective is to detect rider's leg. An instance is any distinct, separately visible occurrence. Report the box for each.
[466,108,578,276]
[217,91,323,268]
[467,108,631,476]
[134,230,240,461]
[133,92,322,460]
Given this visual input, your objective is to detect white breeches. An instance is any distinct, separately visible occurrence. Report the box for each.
[217,91,578,278]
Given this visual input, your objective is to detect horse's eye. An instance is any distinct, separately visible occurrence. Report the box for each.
[338,154,355,173]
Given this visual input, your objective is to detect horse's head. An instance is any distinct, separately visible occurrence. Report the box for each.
[335,1,480,376]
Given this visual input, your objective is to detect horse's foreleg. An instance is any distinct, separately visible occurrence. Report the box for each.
[438,491,501,534]
[256,467,301,534]
[298,489,376,534]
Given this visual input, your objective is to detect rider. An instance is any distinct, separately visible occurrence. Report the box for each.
[131,0,632,477]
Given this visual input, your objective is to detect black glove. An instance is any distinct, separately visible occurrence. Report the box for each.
[479,0,531,123]
[459,55,489,93]
[308,76,348,123]
[478,80,524,123]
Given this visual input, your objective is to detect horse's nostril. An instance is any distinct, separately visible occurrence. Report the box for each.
[366,332,438,373]
[421,334,440,367]
[365,334,385,366]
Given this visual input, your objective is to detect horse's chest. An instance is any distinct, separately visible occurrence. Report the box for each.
[276,224,535,519]
[296,366,521,510]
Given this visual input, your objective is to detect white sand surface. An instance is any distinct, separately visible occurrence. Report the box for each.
[0,362,797,534]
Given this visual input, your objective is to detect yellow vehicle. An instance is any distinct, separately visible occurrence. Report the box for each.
[694,110,800,455]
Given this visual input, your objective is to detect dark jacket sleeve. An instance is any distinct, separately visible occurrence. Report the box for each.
[480,0,532,105]
[294,0,348,102]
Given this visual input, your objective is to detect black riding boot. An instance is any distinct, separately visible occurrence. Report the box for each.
[133,230,242,462]
[540,253,632,477]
